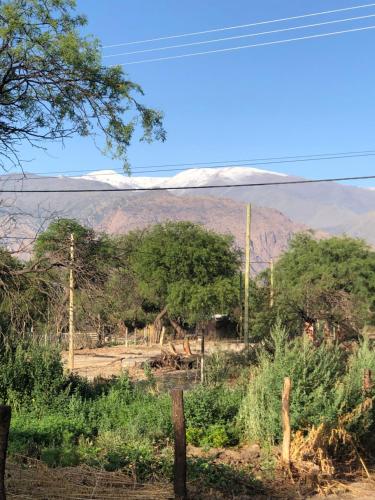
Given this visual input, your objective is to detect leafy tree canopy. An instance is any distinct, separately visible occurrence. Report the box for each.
[33,218,115,289]
[132,222,241,324]
[272,234,375,335]
[0,0,165,170]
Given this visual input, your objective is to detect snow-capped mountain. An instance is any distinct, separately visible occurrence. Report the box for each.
[0,170,305,264]
[2,165,375,252]
[76,169,168,189]
[75,166,287,189]
[74,166,375,245]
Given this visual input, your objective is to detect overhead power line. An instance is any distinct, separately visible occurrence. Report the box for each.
[104,13,375,58]
[102,3,375,48]
[6,148,375,178]
[116,25,375,65]
[0,175,374,193]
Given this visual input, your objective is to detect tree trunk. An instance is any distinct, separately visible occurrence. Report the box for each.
[170,318,189,339]
[154,306,168,342]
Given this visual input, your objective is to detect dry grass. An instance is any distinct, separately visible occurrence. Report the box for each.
[290,397,374,481]
[6,457,173,499]
[289,420,375,497]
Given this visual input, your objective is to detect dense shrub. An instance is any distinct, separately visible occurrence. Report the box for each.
[4,327,375,475]
[0,342,66,410]
[238,324,375,447]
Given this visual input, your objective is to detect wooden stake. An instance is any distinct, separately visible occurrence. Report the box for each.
[200,332,205,384]
[0,405,11,500]
[244,204,251,344]
[171,390,187,500]
[183,338,192,356]
[363,369,373,394]
[68,233,75,373]
[281,377,292,467]
[160,326,165,346]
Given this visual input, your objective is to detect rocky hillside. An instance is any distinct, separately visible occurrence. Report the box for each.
[77,167,375,245]
[0,174,307,266]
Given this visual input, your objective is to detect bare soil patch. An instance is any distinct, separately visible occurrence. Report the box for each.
[62,339,244,381]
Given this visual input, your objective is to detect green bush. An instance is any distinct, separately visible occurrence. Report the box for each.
[238,323,375,447]
[0,342,66,409]
[238,323,346,445]
[185,385,242,429]
[204,350,254,386]
[200,424,230,448]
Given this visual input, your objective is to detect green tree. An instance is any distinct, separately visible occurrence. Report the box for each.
[35,218,97,267]
[268,234,375,337]
[0,248,51,339]
[132,222,241,332]
[34,218,115,334]
[0,0,165,170]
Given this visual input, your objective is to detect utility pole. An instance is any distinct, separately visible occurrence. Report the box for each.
[244,204,251,345]
[270,258,274,308]
[68,233,75,373]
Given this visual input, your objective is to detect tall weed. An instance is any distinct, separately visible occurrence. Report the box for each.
[238,323,345,445]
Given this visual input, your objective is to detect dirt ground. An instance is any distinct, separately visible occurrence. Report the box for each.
[6,453,374,499]
[188,445,375,499]
[62,339,244,380]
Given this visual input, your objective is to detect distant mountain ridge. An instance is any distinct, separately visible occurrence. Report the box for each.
[75,167,375,245]
[1,165,374,264]
[0,172,307,266]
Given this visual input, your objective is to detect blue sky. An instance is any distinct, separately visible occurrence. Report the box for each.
[21,1,375,185]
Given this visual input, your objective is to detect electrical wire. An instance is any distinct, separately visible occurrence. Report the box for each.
[115,25,375,65]
[102,3,375,48]
[8,148,375,178]
[0,174,374,193]
[104,13,375,58]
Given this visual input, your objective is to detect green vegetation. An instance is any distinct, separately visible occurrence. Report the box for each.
[1,329,373,488]
[250,234,375,340]
[0,0,165,171]
[0,219,242,341]
[132,221,241,326]
[2,343,242,481]
[239,323,375,452]
[0,221,374,494]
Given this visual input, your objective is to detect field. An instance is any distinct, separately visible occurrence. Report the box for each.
[62,339,244,380]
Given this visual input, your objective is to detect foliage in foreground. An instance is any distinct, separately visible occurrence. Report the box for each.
[0,0,165,171]
[239,323,375,447]
[2,326,375,480]
[2,342,240,476]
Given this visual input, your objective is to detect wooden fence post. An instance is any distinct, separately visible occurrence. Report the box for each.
[200,333,205,384]
[171,389,187,500]
[183,338,192,356]
[0,406,11,500]
[160,326,165,346]
[281,377,291,467]
[363,369,373,395]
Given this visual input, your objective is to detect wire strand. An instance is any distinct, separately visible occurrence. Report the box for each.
[115,24,375,65]
[0,175,374,193]
[102,3,375,48]
[7,149,375,178]
[104,13,375,58]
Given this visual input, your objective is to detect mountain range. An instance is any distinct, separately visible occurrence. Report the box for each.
[0,166,374,264]
[77,167,375,244]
